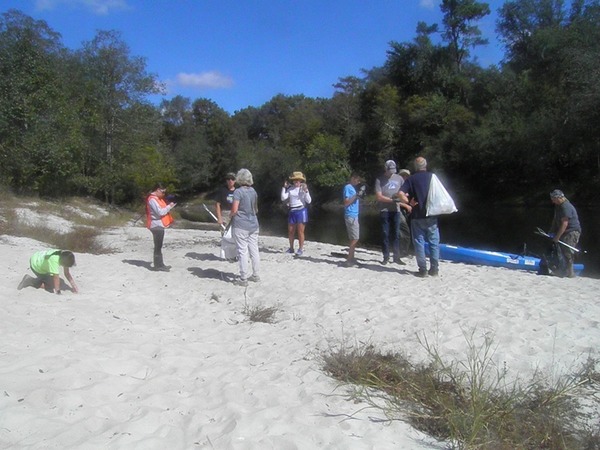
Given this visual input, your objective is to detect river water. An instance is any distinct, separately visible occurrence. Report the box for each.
[259,204,600,278]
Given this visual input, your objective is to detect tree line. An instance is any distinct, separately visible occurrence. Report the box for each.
[1,0,600,207]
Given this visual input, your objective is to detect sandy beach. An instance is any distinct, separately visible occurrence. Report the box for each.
[1,209,599,449]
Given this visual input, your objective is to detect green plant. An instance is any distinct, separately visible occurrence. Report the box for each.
[322,331,600,449]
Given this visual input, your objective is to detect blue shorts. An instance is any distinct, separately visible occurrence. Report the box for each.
[288,207,308,224]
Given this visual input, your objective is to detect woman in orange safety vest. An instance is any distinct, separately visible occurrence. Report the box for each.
[146,183,176,271]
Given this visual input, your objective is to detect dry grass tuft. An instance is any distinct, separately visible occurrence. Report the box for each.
[242,302,279,324]
[322,332,600,449]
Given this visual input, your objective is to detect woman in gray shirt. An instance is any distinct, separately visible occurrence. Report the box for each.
[230,168,261,286]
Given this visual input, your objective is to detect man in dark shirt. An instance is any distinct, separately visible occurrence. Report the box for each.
[549,189,582,278]
[398,157,439,277]
[216,173,236,226]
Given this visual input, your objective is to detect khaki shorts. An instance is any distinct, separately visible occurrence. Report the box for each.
[345,216,359,240]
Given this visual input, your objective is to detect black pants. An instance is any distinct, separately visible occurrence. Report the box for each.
[150,228,166,268]
[30,267,49,290]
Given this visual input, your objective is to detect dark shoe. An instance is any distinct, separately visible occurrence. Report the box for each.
[248,275,261,282]
[17,274,35,290]
[381,257,389,265]
[233,278,248,287]
[153,265,171,272]
[393,258,406,266]
[428,268,439,277]
[415,269,428,278]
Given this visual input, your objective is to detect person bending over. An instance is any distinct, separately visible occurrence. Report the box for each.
[18,249,78,294]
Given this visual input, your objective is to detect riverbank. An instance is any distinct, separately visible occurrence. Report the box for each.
[1,216,599,448]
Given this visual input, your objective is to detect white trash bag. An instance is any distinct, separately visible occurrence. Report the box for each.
[220,224,237,260]
[426,174,458,216]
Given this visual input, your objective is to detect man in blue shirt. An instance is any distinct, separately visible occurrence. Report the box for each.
[398,157,439,277]
[343,173,363,267]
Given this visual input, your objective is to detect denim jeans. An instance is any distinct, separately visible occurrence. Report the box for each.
[411,217,440,271]
[380,211,400,260]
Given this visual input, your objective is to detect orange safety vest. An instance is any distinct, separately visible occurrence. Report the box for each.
[146,194,174,229]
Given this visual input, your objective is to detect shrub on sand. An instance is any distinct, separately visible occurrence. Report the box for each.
[322,331,600,449]
[242,302,278,324]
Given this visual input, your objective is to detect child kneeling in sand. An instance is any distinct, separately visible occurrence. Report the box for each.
[18,249,78,294]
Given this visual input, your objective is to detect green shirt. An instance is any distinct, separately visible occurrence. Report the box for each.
[30,249,61,275]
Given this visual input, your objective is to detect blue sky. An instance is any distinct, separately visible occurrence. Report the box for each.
[3,0,507,113]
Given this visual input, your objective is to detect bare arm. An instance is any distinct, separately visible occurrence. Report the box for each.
[231,200,239,216]
[64,267,78,293]
[375,191,395,204]
[344,192,358,207]
[215,201,223,224]
[53,274,61,294]
[553,217,569,242]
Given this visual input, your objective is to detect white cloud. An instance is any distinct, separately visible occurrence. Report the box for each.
[419,0,436,10]
[175,71,234,90]
[35,0,130,15]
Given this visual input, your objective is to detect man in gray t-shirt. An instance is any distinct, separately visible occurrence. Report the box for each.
[549,189,581,278]
[375,160,410,264]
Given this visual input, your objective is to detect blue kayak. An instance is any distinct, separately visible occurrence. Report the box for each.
[426,243,584,275]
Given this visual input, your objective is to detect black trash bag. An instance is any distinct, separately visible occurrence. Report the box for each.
[538,243,565,276]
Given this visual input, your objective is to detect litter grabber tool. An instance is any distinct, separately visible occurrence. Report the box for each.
[203,203,226,232]
[534,227,583,253]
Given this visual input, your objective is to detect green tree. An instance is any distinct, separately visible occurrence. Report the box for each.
[303,133,350,193]
[440,0,491,72]
[0,9,81,195]
[192,98,235,184]
[76,30,163,203]
[357,83,403,176]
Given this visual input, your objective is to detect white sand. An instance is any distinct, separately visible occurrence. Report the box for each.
[1,219,599,449]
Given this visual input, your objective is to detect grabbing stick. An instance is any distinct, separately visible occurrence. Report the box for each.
[535,227,582,253]
[203,204,226,231]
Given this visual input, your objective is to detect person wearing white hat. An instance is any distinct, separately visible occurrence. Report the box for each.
[281,171,312,256]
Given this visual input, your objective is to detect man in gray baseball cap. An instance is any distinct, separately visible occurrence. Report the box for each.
[374,160,411,265]
[549,189,581,277]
